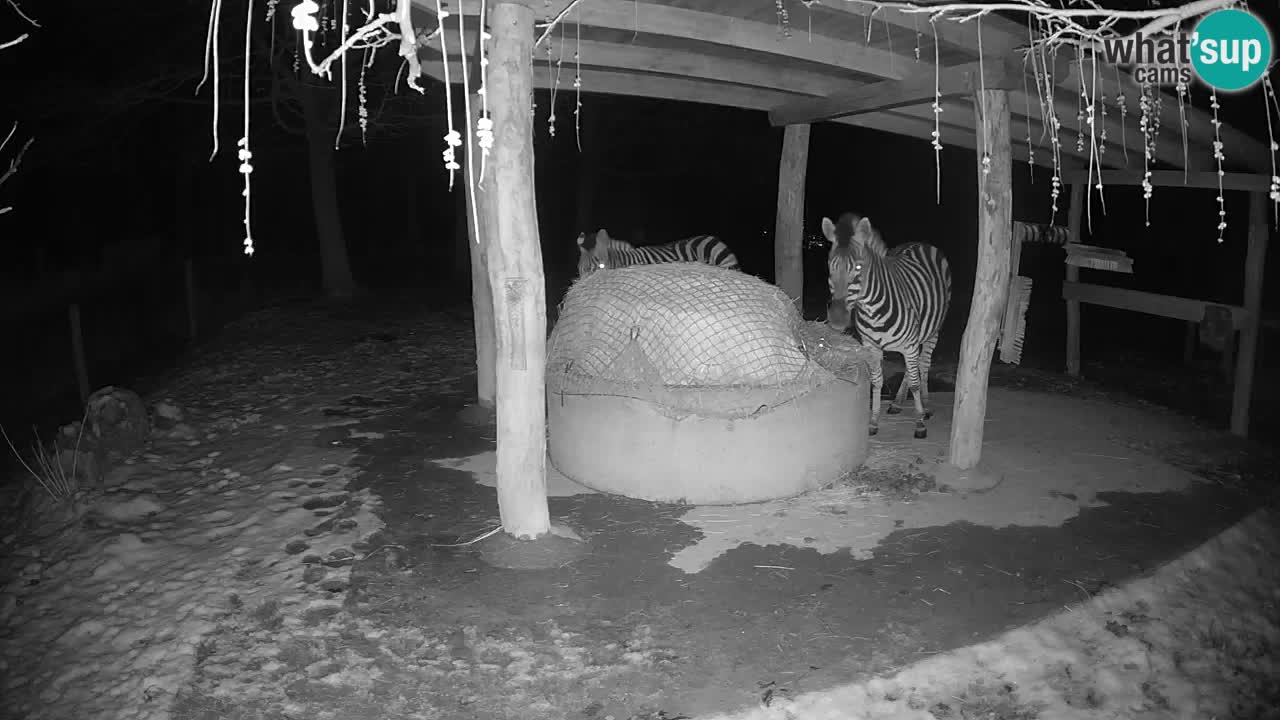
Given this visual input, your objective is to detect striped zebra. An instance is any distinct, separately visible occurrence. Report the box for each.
[576,229,740,278]
[823,212,952,439]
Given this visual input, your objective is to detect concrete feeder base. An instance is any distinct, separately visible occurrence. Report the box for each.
[547,377,869,506]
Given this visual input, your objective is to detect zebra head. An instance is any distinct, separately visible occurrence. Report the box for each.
[822,212,875,332]
[576,229,613,278]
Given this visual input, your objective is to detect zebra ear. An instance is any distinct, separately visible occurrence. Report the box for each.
[820,217,837,245]
[853,216,875,246]
[576,232,588,248]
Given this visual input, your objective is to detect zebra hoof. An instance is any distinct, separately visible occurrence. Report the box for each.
[868,425,879,436]
[913,424,927,440]
[885,405,901,415]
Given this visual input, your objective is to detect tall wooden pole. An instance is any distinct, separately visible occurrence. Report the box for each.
[949,89,1012,471]
[482,0,551,539]
[774,123,810,307]
[1064,182,1085,376]
[1230,191,1269,437]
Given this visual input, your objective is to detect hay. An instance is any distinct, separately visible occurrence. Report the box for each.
[548,263,822,388]
[546,263,874,418]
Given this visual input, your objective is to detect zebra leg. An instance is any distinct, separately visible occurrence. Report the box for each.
[902,347,929,439]
[885,351,909,415]
[867,355,884,436]
[918,335,939,421]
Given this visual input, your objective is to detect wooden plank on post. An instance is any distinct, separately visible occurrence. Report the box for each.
[68,303,90,404]
[774,123,809,308]
[1230,191,1269,437]
[484,0,551,540]
[1064,183,1085,376]
[949,88,1012,472]
[769,57,1022,127]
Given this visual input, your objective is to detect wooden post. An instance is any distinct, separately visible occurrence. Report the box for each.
[68,303,90,404]
[949,89,1012,471]
[1183,320,1196,364]
[481,0,551,539]
[465,101,497,409]
[1230,191,1269,437]
[1064,182,1085,376]
[773,123,810,307]
[184,258,199,342]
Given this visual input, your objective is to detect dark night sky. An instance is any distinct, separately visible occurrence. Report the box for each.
[2,0,1277,341]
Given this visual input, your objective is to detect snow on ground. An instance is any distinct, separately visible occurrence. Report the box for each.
[0,421,383,720]
[697,506,1280,720]
[442,389,1205,574]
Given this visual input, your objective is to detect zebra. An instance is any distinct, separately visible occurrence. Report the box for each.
[823,212,952,439]
[576,229,740,278]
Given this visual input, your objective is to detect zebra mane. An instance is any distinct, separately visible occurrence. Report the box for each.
[581,229,637,252]
[835,212,887,258]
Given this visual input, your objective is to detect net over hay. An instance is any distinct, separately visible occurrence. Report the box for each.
[546,263,875,505]
[547,263,867,414]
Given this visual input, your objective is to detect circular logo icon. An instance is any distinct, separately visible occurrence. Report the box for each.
[1191,9,1273,92]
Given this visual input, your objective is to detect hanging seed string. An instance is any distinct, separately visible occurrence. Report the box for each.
[574,15,582,153]
[334,0,350,150]
[433,0,460,188]
[929,16,942,203]
[546,31,557,137]
[476,0,493,187]
[237,0,256,256]
[1074,44,1085,155]
[1138,82,1154,227]
[977,17,990,177]
[1264,71,1280,221]
[457,0,481,249]
[199,0,225,160]
[1210,88,1226,243]
[1114,65,1127,163]
[914,13,921,61]
[1084,47,1105,221]
[1044,37,1063,220]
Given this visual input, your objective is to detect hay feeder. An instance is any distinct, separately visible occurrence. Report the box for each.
[546,263,873,506]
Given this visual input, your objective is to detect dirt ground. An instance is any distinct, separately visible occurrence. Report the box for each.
[10,293,1274,720]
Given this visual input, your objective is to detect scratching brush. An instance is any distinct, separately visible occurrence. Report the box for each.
[998,275,1033,365]
[1065,243,1134,273]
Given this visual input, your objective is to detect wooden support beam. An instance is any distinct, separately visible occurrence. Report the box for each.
[1064,183,1084,377]
[774,123,809,308]
[806,0,1024,58]
[1231,191,1269,438]
[425,30,871,99]
[1062,281,1250,328]
[1061,168,1273,192]
[483,0,551,539]
[432,0,915,82]
[769,57,1022,126]
[949,88,1012,472]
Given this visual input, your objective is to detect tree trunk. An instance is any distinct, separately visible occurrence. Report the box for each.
[949,89,1012,471]
[1230,191,1269,437]
[480,0,550,539]
[465,101,498,409]
[300,82,358,300]
[773,123,809,306]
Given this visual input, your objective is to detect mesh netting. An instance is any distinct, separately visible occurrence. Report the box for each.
[546,263,875,418]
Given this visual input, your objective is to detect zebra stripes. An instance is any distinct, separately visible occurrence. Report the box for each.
[823,212,952,439]
[576,229,740,279]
